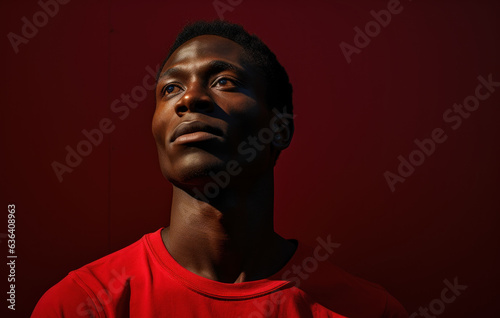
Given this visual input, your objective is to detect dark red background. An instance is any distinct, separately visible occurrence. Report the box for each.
[1,0,499,317]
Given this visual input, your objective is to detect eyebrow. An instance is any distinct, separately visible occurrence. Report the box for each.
[158,60,247,81]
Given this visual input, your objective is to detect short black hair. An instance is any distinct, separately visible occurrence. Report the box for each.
[157,20,294,138]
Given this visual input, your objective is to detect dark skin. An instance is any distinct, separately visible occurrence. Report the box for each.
[152,35,296,284]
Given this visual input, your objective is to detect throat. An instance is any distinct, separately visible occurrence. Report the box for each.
[162,227,297,283]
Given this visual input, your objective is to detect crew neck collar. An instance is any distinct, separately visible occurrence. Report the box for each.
[145,228,301,300]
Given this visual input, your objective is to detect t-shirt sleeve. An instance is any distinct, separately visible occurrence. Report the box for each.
[31,274,99,318]
[382,293,409,318]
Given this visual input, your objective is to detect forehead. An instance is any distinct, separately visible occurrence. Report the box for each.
[162,35,249,71]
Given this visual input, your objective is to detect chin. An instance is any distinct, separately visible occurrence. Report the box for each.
[162,154,228,188]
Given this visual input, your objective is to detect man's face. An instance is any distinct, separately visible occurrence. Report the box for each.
[152,35,277,188]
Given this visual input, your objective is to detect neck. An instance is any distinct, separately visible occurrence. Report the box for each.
[163,171,295,283]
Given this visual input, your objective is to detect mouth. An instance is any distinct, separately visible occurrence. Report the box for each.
[171,121,224,145]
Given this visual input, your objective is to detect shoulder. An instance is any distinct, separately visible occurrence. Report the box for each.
[312,265,408,318]
[31,230,158,317]
[31,273,97,317]
[282,239,408,318]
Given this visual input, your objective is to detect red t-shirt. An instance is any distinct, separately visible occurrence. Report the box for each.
[31,228,408,317]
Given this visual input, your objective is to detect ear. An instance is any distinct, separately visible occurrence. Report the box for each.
[271,122,292,150]
[270,122,291,167]
[269,106,294,165]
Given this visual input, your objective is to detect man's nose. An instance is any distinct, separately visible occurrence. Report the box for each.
[174,82,214,115]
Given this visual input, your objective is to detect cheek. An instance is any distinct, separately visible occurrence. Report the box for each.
[232,107,271,141]
[152,106,170,147]
[152,106,176,179]
[222,96,264,129]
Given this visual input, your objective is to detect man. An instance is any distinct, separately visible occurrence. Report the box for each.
[32,20,408,317]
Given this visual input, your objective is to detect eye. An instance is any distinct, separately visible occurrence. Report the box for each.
[161,84,182,96]
[217,78,228,86]
[213,77,238,89]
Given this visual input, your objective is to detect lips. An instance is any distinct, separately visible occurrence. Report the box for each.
[171,121,223,143]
